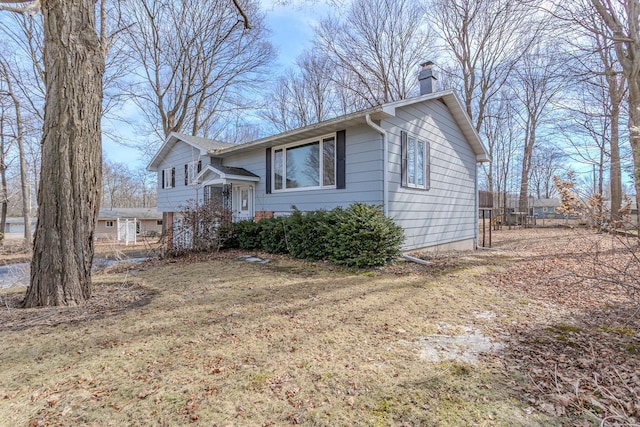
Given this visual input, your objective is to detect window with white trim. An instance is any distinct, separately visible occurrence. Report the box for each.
[163,167,174,189]
[105,220,114,227]
[185,160,201,185]
[273,134,336,191]
[402,131,430,190]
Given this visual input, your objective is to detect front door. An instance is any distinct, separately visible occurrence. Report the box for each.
[233,185,254,221]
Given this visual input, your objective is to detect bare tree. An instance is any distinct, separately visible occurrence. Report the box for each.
[315,0,435,106]
[553,5,627,222]
[102,159,157,208]
[431,0,543,134]
[529,144,565,199]
[0,1,128,222]
[558,78,621,203]
[0,93,10,237]
[512,46,566,212]
[120,0,274,143]
[0,60,31,244]
[587,0,640,228]
[482,92,522,217]
[262,51,340,132]
[1,0,105,307]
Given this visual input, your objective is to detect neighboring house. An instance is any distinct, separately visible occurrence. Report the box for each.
[96,207,163,241]
[532,198,562,219]
[2,217,37,235]
[148,65,490,251]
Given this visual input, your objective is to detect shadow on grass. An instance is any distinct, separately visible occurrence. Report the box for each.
[0,281,158,331]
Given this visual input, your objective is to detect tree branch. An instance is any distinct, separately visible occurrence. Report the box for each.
[231,0,251,29]
[0,0,40,15]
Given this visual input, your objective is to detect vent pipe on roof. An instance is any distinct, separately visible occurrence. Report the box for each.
[418,61,437,95]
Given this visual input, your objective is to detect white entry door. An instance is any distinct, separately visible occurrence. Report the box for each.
[233,185,254,221]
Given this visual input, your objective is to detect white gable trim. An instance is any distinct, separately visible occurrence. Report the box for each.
[196,165,260,184]
[147,132,210,171]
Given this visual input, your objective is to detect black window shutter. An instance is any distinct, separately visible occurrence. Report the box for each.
[336,130,346,189]
[184,164,188,185]
[197,160,202,173]
[425,142,430,190]
[401,131,408,187]
[265,147,272,194]
[171,167,175,188]
[161,170,165,189]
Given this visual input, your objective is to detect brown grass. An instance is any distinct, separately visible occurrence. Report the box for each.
[2,228,636,426]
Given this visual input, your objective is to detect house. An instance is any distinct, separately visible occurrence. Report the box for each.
[95,207,163,241]
[2,217,37,236]
[532,198,562,219]
[148,64,490,251]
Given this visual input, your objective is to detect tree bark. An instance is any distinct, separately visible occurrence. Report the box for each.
[0,118,7,237]
[609,105,622,221]
[23,0,104,307]
[519,119,536,213]
[629,88,640,230]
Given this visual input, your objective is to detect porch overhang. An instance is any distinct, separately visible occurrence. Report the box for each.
[196,164,260,186]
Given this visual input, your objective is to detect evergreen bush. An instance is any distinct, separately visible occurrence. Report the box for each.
[228,203,404,268]
[258,217,289,254]
[285,208,335,260]
[233,220,262,250]
[327,203,404,268]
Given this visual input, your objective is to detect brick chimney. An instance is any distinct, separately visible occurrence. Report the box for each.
[418,61,437,95]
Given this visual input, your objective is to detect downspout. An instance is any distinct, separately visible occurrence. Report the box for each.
[365,114,389,217]
[474,162,479,249]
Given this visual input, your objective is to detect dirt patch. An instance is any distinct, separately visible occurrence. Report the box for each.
[408,323,505,364]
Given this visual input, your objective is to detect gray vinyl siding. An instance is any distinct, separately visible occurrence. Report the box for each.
[156,143,206,212]
[385,101,477,251]
[225,124,384,214]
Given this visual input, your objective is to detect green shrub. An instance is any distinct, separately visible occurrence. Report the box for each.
[258,217,289,254]
[327,203,404,268]
[219,223,239,249]
[228,204,403,268]
[233,220,262,250]
[285,208,335,261]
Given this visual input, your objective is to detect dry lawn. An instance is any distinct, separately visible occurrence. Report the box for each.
[0,227,638,426]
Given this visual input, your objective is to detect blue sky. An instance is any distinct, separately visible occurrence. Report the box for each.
[103,1,328,169]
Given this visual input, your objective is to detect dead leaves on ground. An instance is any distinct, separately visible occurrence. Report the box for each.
[485,228,640,425]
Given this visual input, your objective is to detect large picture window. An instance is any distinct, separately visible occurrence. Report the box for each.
[401,131,430,190]
[273,135,336,191]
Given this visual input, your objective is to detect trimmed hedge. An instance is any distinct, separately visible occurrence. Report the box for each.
[229,203,404,267]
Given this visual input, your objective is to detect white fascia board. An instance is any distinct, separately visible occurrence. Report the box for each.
[147,132,209,171]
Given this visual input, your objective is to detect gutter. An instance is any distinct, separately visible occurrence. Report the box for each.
[365,114,389,217]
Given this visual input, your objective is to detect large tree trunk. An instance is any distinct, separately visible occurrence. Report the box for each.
[23,0,104,307]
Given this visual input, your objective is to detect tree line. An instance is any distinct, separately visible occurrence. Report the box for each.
[0,0,638,306]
